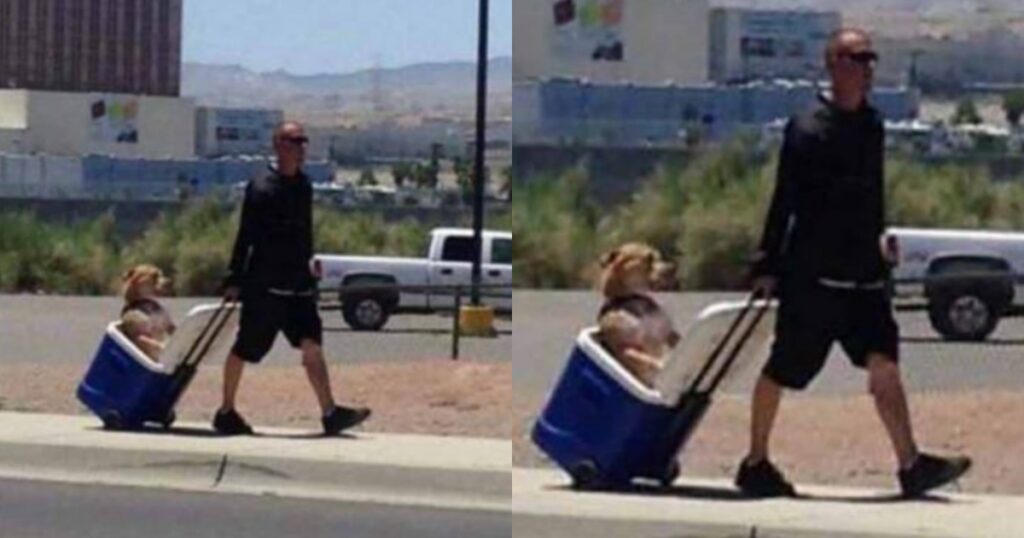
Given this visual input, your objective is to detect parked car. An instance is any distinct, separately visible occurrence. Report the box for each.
[314,228,512,330]
[888,227,1024,341]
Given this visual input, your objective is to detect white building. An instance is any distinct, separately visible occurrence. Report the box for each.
[0,90,195,159]
[513,0,709,86]
[709,8,841,83]
[195,107,284,158]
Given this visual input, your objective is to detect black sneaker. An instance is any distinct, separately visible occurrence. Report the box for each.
[212,408,254,436]
[735,458,797,498]
[898,453,972,498]
[322,406,371,436]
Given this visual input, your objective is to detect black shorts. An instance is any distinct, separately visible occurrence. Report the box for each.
[231,291,323,364]
[762,280,900,390]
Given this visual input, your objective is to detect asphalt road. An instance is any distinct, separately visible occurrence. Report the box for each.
[0,478,509,538]
[513,290,1024,398]
[0,295,511,366]
[0,478,853,538]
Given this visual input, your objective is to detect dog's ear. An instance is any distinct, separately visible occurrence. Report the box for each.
[122,267,136,282]
[600,249,620,268]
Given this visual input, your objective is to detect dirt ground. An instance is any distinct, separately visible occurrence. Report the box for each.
[517,390,1024,495]
[0,360,510,439]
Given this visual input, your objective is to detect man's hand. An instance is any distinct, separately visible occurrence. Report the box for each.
[752,276,777,298]
[223,286,241,302]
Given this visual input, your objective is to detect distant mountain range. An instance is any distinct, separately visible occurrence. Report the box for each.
[182,57,512,125]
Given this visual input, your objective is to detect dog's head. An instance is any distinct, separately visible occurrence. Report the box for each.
[121,264,172,303]
[598,243,677,298]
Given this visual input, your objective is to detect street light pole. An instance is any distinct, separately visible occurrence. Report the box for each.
[471,0,489,306]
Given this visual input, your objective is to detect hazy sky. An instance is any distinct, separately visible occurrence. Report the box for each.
[182,0,512,75]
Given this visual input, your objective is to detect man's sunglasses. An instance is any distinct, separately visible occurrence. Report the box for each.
[282,135,309,146]
[839,51,879,66]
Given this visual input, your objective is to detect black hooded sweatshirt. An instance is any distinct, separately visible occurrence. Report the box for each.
[224,168,315,294]
[751,95,889,285]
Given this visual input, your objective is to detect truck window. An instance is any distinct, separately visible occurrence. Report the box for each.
[441,236,477,263]
[492,238,512,265]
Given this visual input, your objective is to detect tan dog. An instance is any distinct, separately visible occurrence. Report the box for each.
[120,310,167,360]
[596,243,680,387]
[120,264,176,361]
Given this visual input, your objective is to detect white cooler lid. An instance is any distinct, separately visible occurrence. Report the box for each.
[654,299,776,405]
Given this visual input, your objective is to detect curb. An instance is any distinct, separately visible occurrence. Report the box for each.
[0,412,510,512]
[513,467,1024,538]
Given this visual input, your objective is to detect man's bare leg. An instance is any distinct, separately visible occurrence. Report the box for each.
[300,339,336,415]
[866,353,918,469]
[747,373,784,463]
[220,352,246,412]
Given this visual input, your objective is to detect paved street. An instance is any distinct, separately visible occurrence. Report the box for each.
[513,290,1024,397]
[0,295,511,366]
[0,478,510,538]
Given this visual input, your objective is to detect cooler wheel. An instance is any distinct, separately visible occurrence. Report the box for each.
[569,459,605,491]
[660,460,680,488]
[101,410,124,431]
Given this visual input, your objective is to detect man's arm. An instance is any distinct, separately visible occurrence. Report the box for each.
[874,124,898,265]
[223,182,257,293]
[303,182,314,269]
[750,120,802,281]
[875,123,887,237]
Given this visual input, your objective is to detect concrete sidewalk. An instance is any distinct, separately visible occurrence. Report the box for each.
[4,411,1022,536]
[0,412,510,512]
[514,467,1024,538]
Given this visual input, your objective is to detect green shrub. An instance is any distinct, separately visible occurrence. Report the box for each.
[0,200,431,296]
[511,167,602,288]
[313,209,429,257]
[514,146,1024,290]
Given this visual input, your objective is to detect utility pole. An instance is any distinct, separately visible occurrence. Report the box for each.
[470,0,489,307]
[458,0,496,338]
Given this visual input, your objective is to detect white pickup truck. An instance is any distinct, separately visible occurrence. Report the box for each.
[888,227,1024,341]
[313,228,512,330]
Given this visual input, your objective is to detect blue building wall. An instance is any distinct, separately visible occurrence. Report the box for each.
[80,156,332,198]
[522,80,919,145]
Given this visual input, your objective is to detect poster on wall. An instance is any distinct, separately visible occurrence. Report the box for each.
[89,96,139,144]
[551,0,624,62]
[214,110,274,144]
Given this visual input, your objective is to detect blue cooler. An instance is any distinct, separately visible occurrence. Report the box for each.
[532,299,774,489]
[77,302,238,430]
[77,323,180,429]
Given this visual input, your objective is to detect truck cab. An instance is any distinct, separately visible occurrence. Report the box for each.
[888,227,1024,341]
[315,228,512,331]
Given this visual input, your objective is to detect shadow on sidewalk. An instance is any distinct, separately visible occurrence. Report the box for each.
[795,491,958,505]
[548,482,962,504]
[901,336,1024,346]
[91,425,360,441]
[548,482,748,502]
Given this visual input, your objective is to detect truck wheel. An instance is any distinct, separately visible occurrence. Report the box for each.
[342,295,391,331]
[928,289,1000,341]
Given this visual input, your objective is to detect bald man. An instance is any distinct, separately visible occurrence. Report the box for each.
[738,29,970,498]
[215,121,370,436]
